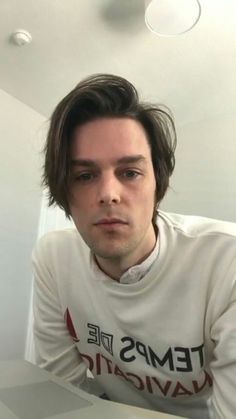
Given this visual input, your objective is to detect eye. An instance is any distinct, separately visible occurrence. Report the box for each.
[122,170,140,179]
[73,172,95,182]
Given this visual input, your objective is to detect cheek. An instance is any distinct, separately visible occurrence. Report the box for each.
[144,183,157,215]
[145,177,156,201]
[70,184,96,207]
[134,187,156,215]
[69,194,94,224]
[69,188,85,208]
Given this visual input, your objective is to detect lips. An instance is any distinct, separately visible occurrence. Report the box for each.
[95,218,128,225]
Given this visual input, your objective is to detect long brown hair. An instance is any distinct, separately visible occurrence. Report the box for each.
[43,74,177,217]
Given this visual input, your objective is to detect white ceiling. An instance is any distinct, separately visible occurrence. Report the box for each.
[0,0,236,126]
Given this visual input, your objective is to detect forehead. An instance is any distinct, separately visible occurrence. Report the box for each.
[70,117,151,161]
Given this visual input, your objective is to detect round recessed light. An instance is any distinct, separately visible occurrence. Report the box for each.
[11,29,32,46]
[145,0,201,36]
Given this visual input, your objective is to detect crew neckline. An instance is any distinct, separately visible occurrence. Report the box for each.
[90,235,159,284]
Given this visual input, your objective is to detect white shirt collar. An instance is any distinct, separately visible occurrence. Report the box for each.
[119,237,159,284]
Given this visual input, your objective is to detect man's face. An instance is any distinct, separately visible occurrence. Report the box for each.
[69,117,156,269]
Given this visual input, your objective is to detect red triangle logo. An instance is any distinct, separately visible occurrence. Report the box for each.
[64,308,79,342]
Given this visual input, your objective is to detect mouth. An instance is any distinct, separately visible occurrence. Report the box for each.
[94,218,128,226]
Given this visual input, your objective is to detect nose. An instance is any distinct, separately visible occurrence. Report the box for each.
[97,174,121,205]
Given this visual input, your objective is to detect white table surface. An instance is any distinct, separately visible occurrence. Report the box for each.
[0,360,186,419]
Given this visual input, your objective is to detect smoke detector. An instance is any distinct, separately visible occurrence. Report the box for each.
[11,29,32,46]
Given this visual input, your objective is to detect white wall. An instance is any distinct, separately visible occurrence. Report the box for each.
[161,112,236,222]
[0,89,45,360]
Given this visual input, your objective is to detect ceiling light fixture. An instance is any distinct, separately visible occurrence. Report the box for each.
[145,0,201,36]
[11,29,32,46]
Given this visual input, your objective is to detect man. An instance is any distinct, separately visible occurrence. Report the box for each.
[32,74,236,419]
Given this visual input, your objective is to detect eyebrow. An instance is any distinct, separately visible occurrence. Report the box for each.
[70,154,147,167]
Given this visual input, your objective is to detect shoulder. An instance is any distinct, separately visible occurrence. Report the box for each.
[34,228,78,250]
[157,210,236,239]
[157,212,236,297]
[32,228,88,264]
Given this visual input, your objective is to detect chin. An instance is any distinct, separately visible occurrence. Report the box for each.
[92,245,126,260]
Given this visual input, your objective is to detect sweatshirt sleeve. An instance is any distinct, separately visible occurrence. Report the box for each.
[32,234,88,388]
[209,263,236,418]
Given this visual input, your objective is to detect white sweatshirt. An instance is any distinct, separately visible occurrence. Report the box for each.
[32,211,236,419]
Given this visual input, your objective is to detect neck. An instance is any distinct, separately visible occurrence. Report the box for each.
[95,225,157,281]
